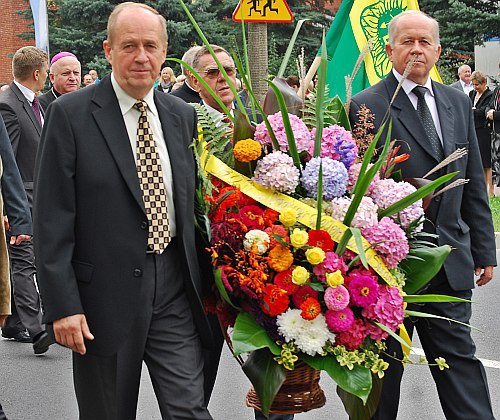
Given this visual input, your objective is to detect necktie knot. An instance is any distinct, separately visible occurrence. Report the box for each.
[412,85,428,100]
[134,100,147,114]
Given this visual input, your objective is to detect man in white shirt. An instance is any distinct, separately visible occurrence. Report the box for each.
[450,64,473,94]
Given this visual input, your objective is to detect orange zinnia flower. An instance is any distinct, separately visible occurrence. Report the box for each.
[300,297,321,320]
[268,245,294,272]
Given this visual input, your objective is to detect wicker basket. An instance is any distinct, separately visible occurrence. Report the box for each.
[246,361,326,414]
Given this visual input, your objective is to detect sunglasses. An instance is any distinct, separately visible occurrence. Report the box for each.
[202,66,236,79]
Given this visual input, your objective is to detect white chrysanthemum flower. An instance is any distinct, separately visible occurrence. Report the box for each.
[243,230,270,255]
[276,309,304,342]
[294,314,334,356]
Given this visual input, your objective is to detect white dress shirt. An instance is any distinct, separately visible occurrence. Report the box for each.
[111,73,176,236]
[393,69,444,146]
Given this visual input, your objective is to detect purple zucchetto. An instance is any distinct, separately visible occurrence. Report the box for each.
[50,52,78,66]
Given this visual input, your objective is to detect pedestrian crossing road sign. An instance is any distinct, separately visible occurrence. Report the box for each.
[232,0,293,23]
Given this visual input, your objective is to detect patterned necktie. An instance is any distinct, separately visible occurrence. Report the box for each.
[31,96,42,127]
[134,100,171,253]
[412,86,444,162]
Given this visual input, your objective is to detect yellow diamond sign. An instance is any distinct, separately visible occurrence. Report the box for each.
[233,0,293,23]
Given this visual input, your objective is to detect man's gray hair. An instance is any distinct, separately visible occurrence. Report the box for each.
[180,46,203,76]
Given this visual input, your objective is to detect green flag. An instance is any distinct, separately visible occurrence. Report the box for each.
[324,0,441,101]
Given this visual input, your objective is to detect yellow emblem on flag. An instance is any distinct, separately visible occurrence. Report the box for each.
[233,0,293,23]
[350,0,441,85]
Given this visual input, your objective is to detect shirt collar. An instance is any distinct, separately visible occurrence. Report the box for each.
[392,69,435,98]
[111,72,158,117]
[202,100,234,120]
[460,79,472,88]
[13,80,36,103]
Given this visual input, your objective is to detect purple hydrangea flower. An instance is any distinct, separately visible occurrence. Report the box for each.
[301,157,348,200]
[310,125,358,169]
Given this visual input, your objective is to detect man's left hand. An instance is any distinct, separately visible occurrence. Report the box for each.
[9,234,31,246]
[475,265,494,286]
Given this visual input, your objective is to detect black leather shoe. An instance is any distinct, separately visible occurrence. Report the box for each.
[33,331,55,355]
[1,328,32,343]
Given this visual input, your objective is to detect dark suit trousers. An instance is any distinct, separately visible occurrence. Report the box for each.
[72,239,212,420]
[3,238,43,337]
[372,277,494,420]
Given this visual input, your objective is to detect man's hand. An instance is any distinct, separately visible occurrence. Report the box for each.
[53,314,94,355]
[3,216,9,231]
[9,234,31,246]
[0,314,7,327]
[486,109,494,120]
[475,265,494,286]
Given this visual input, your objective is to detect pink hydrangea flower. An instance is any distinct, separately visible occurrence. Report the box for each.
[324,285,350,311]
[335,318,367,350]
[252,151,300,193]
[347,275,379,307]
[330,196,378,229]
[325,307,355,332]
[362,217,410,269]
[347,163,379,195]
[309,125,358,169]
[370,178,424,230]
[362,285,404,339]
[254,112,311,153]
[313,251,348,280]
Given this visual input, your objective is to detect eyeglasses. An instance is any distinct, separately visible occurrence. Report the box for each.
[202,66,236,79]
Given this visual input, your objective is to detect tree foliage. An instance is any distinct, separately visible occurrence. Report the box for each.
[420,0,500,83]
[48,0,334,77]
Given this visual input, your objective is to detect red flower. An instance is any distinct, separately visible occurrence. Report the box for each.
[237,205,265,230]
[307,230,334,252]
[292,285,319,307]
[264,225,289,249]
[261,284,290,316]
[274,269,299,295]
[300,297,321,320]
[263,209,280,227]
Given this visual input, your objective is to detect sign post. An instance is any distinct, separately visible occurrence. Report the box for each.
[233,0,293,104]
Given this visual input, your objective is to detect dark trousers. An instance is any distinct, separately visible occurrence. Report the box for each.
[372,279,495,420]
[73,240,212,420]
[3,239,43,338]
[0,402,7,420]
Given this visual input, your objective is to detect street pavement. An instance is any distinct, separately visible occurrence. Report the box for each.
[1,255,500,419]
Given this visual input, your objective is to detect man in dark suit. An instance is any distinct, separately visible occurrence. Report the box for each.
[349,11,496,419]
[170,46,202,103]
[0,46,51,355]
[34,3,212,419]
[449,64,473,95]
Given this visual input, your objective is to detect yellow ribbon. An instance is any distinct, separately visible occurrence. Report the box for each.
[203,153,396,286]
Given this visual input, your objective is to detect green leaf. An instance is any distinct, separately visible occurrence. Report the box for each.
[351,227,368,269]
[213,268,239,310]
[309,282,325,292]
[316,161,323,229]
[302,354,372,403]
[242,348,287,418]
[313,31,327,158]
[232,312,282,356]
[400,245,452,294]
[277,19,310,78]
[379,172,458,219]
[373,322,411,351]
[404,294,471,303]
[405,310,481,331]
[337,374,383,420]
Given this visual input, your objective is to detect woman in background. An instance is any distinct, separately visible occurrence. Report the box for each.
[469,70,493,194]
[157,66,177,93]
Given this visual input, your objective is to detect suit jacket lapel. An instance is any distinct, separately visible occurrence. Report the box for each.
[10,83,42,134]
[432,81,455,158]
[385,74,439,161]
[91,77,146,215]
[154,91,186,225]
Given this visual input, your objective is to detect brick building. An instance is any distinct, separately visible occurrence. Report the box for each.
[0,0,35,84]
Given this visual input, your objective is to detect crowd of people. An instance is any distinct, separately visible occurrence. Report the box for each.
[0,2,499,420]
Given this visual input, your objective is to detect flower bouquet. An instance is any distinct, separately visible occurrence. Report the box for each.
[175,3,469,418]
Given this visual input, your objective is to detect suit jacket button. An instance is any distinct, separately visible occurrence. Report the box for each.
[434,196,441,202]
[141,221,148,230]
[133,269,142,277]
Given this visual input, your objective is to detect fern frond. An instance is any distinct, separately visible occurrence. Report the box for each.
[302,86,342,129]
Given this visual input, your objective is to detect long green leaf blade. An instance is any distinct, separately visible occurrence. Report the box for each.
[277,19,310,78]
